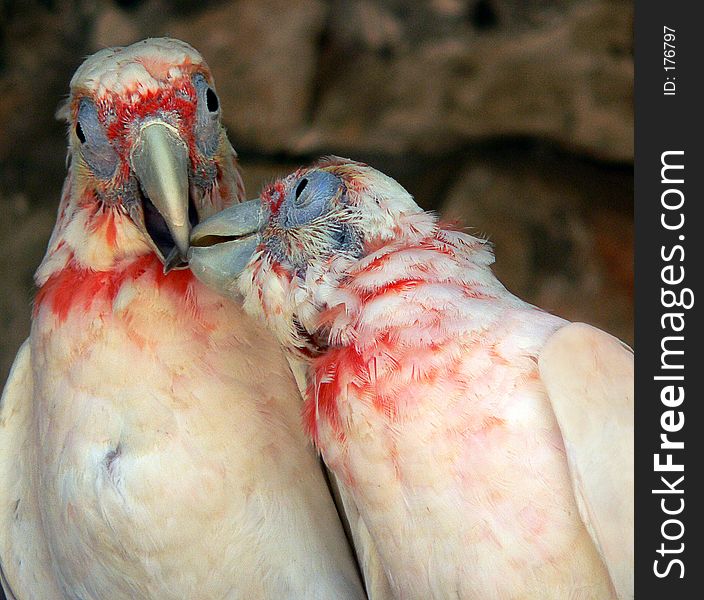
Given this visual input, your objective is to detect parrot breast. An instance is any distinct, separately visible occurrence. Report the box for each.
[27,252,353,598]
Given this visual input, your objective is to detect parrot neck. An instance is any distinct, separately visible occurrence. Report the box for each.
[314,224,515,351]
[34,253,195,325]
[35,173,156,287]
[300,223,529,443]
[35,157,244,289]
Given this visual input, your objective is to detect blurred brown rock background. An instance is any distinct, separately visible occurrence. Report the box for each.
[0,0,633,385]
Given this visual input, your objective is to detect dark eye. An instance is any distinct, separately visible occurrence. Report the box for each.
[206,88,219,112]
[295,178,308,201]
[75,122,86,144]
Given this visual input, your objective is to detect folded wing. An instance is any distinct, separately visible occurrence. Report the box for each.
[1,340,64,599]
[539,323,634,599]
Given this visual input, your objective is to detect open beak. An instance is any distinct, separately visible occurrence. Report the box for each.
[130,120,193,269]
[187,199,265,294]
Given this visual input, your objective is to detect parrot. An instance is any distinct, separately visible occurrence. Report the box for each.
[188,157,635,600]
[0,40,367,599]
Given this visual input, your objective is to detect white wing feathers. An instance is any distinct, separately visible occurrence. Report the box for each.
[0,340,63,599]
[539,323,634,600]
[327,473,395,600]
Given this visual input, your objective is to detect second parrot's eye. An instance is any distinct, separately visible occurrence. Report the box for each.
[75,98,119,179]
[279,171,342,228]
[295,178,308,201]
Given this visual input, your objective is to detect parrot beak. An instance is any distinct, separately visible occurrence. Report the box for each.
[187,199,265,294]
[130,120,193,267]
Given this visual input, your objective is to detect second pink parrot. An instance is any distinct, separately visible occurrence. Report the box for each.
[189,157,634,600]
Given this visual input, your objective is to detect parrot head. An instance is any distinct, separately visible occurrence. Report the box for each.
[188,157,437,352]
[36,38,243,286]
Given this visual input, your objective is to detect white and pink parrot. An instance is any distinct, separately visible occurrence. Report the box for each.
[0,41,366,599]
[189,157,635,599]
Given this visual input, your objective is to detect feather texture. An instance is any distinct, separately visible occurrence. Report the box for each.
[222,159,632,599]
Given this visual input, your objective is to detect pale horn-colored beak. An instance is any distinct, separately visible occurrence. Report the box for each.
[187,199,265,295]
[130,120,191,259]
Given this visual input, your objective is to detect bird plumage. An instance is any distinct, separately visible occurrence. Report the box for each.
[189,157,634,599]
[1,43,364,599]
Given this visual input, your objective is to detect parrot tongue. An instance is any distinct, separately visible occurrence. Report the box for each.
[163,245,187,273]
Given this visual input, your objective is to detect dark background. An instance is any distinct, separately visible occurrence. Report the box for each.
[0,0,633,385]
